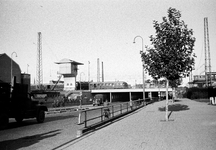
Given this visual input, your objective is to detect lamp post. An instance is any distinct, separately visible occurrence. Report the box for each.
[133,36,145,102]
[88,61,91,91]
[27,64,29,74]
[88,61,90,82]
[80,72,85,90]
[11,52,17,85]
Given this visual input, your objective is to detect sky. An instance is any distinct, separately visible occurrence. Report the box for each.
[0,0,216,86]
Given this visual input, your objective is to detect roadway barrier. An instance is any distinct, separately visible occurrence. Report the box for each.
[45,105,95,114]
[76,98,159,137]
[46,107,76,114]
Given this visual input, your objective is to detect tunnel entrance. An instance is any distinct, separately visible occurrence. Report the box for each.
[111,93,129,102]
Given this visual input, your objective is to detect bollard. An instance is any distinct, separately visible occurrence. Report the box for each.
[211,97,215,105]
[78,109,82,124]
[144,101,146,106]
[213,97,216,105]
[76,129,83,138]
[130,100,133,110]
[210,97,213,105]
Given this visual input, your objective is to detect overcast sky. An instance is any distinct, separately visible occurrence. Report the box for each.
[0,0,216,86]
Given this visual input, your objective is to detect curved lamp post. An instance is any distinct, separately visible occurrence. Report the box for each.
[88,61,90,82]
[11,52,17,85]
[27,64,29,74]
[133,36,145,101]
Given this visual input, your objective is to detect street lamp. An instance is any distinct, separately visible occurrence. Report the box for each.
[27,64,29,74]
[133,36,145,102]
[88,61,90,82]
[88,61,91,91]
[80,72,85,90]
[11,52,17,85]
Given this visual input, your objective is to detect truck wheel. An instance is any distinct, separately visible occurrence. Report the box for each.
[36,110,45,123]
[15,116,23,123]
[0,114,9,129]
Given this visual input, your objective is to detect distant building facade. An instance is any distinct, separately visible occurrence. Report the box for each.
[190,72,216,87]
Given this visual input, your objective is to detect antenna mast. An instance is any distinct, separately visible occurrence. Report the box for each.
[102,61,104,82]
[204,17,211,87]
[97,58,100,82]
[36,32,43,89]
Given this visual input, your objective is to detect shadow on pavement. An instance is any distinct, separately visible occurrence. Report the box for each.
[2,114,77,131]
[0,129,61,150]
[159,104,190,120]
[158,104,190,112]
[174,99,182,102]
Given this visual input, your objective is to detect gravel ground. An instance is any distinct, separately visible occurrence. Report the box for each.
[57,98,216,150]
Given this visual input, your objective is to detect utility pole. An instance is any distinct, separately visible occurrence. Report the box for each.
[36,32,43,89]
[88,61,90,82]
[102,61,104,82]
[97,58,100,82]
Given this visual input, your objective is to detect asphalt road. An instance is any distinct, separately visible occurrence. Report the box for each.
[0,111,85,150]
[0,103,134,150]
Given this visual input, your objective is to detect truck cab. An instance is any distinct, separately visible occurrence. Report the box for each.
[0,82,48,129]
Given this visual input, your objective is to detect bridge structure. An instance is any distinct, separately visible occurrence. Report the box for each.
[91,87,173,102]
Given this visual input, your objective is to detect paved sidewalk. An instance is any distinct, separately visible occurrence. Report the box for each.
[57,99,216,150]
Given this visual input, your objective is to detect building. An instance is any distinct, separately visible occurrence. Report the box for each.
[190,72,216,87]
[0,53,21,84]
[55,58,83,91]
[0,53,31,92]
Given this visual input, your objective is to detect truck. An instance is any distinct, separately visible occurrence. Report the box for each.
[0,79,48,129]
[92,94,107,106]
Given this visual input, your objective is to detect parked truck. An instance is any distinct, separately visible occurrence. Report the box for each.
[0,79,48,129]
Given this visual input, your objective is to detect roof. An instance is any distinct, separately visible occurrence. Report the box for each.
[0,53,6,57]
[0,53,21,71]
[55,58,83,65]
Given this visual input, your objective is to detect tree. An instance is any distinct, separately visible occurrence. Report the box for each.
[169,78,182,88]
[169,78,182,103]
[141,7,196,121]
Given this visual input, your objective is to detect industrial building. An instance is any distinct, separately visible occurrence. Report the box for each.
[0,53,31,92]
[0,53,21,83]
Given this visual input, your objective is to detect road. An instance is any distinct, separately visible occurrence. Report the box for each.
[0,110,85,150]
[0,103,134,150]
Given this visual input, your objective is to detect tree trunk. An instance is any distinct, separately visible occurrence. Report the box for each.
[172,87,176,103]
[165,79,169,121]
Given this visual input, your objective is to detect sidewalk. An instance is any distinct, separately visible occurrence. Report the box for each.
[56,98,216,150]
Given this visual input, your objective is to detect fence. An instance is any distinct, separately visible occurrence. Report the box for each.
[78,98,158,128]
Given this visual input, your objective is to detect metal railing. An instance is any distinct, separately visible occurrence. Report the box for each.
[78,98,158,128]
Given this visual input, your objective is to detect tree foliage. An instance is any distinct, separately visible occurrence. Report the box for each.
[169,78,182,88]
[142,7,196,82]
